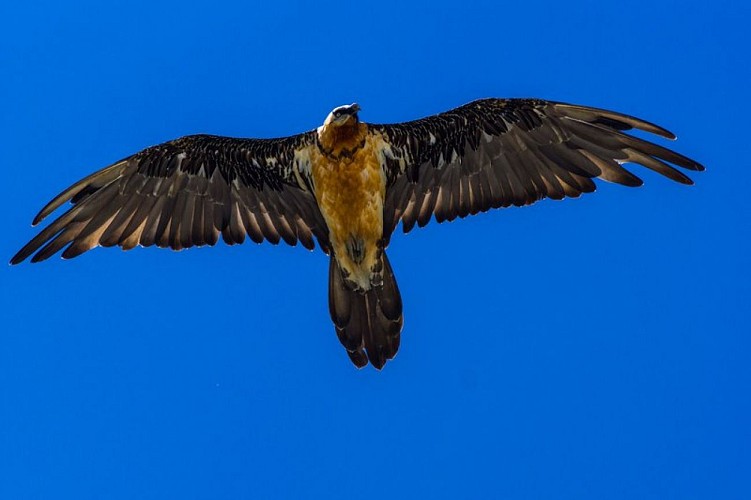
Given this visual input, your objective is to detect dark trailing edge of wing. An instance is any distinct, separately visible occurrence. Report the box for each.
[371,98,704,239]
[11,133,330,265]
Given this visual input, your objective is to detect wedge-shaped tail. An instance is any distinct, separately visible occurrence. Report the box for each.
[328,253,403,369]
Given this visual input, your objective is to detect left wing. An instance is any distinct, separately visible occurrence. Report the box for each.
[11,133,329,264]
[371,98,704,239]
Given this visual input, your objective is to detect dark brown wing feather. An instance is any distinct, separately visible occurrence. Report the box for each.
[11,133,330,264]
[372,98,704,240]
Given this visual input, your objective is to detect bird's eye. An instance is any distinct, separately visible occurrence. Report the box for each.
[334,110,342,117]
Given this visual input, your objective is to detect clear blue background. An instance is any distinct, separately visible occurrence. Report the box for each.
[1,1,748,498]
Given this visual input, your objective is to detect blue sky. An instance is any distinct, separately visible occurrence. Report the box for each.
[1,0,748,498]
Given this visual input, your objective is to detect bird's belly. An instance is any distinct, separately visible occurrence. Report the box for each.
[312,141,385,291]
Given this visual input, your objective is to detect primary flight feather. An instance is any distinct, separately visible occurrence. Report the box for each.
[11,98,704,369]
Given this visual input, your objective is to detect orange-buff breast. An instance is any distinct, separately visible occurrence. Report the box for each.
[312,135,386,291]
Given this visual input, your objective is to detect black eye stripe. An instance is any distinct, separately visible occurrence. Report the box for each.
[332,106,357,118]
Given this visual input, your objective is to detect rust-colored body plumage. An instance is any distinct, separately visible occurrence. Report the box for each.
[312,120,386,291]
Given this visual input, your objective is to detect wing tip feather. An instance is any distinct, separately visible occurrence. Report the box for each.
[553,102,678,139]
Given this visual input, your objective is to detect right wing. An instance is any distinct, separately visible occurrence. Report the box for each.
[370,98,703,238]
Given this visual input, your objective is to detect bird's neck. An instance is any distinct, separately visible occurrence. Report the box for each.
[317,121,368,159]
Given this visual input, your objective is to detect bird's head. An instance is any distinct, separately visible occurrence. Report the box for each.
[324,103,361,127]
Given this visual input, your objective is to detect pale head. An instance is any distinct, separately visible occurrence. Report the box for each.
[323,103,361,126]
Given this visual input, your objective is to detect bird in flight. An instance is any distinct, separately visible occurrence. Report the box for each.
[11,98,703,369]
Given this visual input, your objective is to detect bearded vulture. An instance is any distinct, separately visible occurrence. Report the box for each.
[11,98,704,369]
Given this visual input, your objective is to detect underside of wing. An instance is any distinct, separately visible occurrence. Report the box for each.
[372,98,704,239]
[11,133,330,264]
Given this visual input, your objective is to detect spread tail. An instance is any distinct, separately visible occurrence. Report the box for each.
[328,252,403,369]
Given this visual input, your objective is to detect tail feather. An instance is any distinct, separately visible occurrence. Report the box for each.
[328,252,403,369]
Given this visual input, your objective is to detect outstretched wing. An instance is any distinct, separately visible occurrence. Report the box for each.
[372,98,704,238]
[11,133,329,264]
